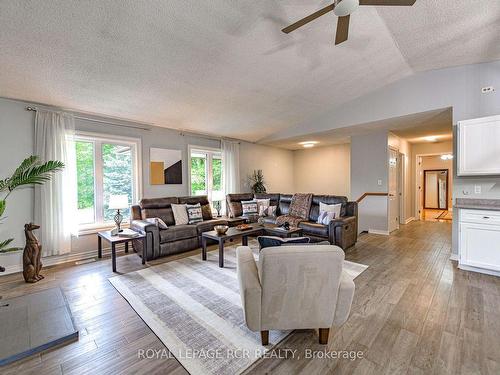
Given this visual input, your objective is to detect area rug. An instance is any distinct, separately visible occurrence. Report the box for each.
[109,246,368,375]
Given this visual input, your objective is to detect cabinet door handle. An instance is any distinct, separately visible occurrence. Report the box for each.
[483,216,490,219]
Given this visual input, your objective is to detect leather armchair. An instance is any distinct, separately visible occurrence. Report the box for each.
[236,244,355,345]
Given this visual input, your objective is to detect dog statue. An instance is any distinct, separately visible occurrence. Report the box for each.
[23,223,44,283]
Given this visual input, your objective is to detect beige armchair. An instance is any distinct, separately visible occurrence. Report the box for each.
[236,245,355,345]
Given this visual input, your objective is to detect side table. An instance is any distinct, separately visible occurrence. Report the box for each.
[97,231,146,272]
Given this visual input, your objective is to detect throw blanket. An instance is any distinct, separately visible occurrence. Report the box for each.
[276,193,313,227]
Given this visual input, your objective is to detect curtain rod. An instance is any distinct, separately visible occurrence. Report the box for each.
[179,131,241,144]
[26,106,152,131]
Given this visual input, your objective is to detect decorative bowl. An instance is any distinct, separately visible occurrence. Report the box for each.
[214,225,229,235]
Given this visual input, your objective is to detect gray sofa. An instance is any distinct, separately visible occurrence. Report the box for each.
[226,193,358,249]
[130,196,227,260]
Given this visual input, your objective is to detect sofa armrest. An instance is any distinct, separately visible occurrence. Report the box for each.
[131,219,157,233]
[131,204,142,221]
[345,201,358,218]
[131,219,159,260]
[236,246,262,332]
[333,271,355,326]
[329,216,356,229]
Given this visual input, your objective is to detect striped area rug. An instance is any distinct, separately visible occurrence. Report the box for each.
[109,244,368,375]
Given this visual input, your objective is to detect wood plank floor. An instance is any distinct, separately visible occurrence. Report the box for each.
[1,220,500,374]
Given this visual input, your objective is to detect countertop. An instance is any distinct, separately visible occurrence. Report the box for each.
[454,198,500,211]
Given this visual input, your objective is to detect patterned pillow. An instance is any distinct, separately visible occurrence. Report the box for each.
[186,203,203,224]
[259,205,277,217]
[241,200,258,215]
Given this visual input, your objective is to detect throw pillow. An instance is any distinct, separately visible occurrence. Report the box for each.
[259,205,277,217]
[186,203,203,224]
[322,211,336,225]
[255,198,270,214]
[241,200,258,215]
[317,211,327,224]
[319,202,342,218]
[258,235,310,250]
[145,217,168,229]
[171,204,189,225]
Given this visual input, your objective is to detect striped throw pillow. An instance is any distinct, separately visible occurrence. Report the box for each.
[186,203,203,224]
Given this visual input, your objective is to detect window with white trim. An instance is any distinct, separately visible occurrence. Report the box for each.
[189,147,224,208]
[74,133,140,228]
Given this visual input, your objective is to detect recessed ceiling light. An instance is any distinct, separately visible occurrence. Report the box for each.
[441,154,453,160]
[424,136,438,142]
[299,141,319,145]
[302,143,315,148]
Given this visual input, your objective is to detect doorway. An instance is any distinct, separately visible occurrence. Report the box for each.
[416,154,453,222]
[388,147,400,232]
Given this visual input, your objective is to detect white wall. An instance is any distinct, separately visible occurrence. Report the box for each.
[351,130,389,233]
[292,144,350,197]
[239,142,294,194]
[0,97,295,274]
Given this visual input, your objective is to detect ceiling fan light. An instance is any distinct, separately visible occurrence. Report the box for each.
[334,0,360,17]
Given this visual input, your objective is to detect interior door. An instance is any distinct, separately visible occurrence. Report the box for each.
[388,148,400,233]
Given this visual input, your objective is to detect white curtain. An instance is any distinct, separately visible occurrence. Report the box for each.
[34,110,77,256]
[221,139,240,195]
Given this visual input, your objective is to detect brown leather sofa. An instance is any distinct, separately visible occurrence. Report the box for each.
[130,196,227,260]
[226,193,358,249]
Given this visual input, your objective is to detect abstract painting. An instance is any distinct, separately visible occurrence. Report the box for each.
[150,148,182,184]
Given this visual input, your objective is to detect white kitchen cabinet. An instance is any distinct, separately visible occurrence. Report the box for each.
[459,209,500,275]
[457,115,500,176]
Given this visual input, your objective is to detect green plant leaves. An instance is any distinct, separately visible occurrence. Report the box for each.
[0,200,5,217]
[0,238,20,253]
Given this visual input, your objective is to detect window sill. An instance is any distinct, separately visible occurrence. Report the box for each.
[77,223,130,236]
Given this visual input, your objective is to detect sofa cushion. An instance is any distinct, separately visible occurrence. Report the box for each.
[242,200,258,215]
[139,197,179,226]
[226,193,254,218]
[195,219,228,234]
[159,225,197,243]
[299,221,329,237]
[254,193,280,208]
[278,194,292,215]
[262,216,278,225]
[178,195,213,220]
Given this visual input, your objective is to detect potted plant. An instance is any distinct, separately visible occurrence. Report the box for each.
[249,170,267,194]
[0,156,64,272]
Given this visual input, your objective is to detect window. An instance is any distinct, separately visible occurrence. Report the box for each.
[75,133,140,229]
[189,147,224,206]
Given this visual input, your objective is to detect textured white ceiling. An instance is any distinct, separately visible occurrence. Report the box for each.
[0,1,498,142]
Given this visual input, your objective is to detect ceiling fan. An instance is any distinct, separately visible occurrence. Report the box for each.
[281,0,416,45]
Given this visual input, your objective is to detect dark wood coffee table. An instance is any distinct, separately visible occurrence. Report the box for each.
[201,223,305,267]
[263,224,303,238]
[201,224,263,268]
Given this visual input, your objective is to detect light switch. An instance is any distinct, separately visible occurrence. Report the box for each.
[377,179,382,186]
[474,185,482,194]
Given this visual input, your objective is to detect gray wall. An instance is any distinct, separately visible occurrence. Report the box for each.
[351,130,389,233]
[0,97,294,272]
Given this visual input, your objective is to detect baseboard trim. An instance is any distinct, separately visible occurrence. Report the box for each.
[404,217,415,225]
[1,245,127,276]
[458,263,500,277]
[449,253,459,261]
[368,229,390,236]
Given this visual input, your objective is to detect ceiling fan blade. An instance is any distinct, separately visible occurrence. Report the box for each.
[359,0,416,5]
[282,4,335,34]
[335,15,350,45]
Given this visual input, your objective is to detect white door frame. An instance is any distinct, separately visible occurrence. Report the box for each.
[398,152,405,225]
[388,147,400,233]
[414,152,452,220]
